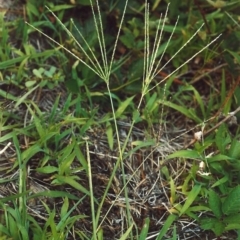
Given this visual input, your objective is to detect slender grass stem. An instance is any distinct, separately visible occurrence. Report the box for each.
[85,140,97,240]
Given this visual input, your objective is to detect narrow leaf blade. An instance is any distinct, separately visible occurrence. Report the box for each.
[179,184,201,216]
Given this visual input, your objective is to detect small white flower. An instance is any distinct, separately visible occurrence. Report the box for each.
[194,131,203,141]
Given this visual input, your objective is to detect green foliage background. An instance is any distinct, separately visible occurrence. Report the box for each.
[0,0,240,239]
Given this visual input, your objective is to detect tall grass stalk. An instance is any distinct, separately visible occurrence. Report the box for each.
[85,140,97,239]
[26,0,132,236]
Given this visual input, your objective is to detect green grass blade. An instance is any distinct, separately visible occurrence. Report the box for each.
[55,175,95,202]
[119,224,133,240]
[158,99,202,122]
[139,217,150,240]
[156,214,178,240]
[167,150,202,160]
[179,184,201,216]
